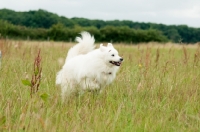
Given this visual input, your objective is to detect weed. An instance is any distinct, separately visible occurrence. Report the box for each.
[22,49,42,98]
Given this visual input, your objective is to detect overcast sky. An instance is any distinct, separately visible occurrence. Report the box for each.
[1,0,200,28]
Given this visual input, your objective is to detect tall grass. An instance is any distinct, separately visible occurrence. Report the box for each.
[0,40,200,131]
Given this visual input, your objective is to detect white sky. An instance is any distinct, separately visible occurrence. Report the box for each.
[1,0,200,28]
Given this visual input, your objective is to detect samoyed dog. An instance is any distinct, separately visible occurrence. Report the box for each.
[56,31,123,100]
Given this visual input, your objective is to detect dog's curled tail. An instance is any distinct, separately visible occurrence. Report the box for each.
[56,31,95,85]
[65,31,95,62]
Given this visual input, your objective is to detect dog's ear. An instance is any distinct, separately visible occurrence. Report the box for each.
[107,43,113,48]
[100,44,107,52]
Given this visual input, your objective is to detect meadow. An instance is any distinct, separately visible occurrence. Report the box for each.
[0,39,200,132]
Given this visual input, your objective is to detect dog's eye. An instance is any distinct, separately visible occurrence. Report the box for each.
[111,54,115,57]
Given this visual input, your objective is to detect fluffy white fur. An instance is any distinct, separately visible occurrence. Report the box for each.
[56,31,123,100]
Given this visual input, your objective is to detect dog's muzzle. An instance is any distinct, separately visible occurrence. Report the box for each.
[109,58,123,66]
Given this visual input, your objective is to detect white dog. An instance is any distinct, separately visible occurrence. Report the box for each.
[56,31,123,100]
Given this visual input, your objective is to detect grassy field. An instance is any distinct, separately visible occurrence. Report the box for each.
[0,40,200,132]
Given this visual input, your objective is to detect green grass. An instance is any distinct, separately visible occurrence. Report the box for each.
[0,40,200,132]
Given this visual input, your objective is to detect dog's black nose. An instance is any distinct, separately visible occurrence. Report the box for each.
[120,58,123,61]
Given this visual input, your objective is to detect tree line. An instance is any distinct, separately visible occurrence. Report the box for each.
[0,8,200,43]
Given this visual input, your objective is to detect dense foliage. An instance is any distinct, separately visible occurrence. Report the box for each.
[0,8,200,43]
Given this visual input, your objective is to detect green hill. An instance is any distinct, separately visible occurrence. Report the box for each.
[0,8,200,43]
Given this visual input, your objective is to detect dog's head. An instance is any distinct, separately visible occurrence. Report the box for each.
[100,43,123,67]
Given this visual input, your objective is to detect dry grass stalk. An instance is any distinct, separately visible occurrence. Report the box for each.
[21,49,42,98]
[137,47,143,67]
[182,46,188,64]
[155,48,160,67]
[194,48,199,66]
[145,47,151,69]
[194,53,198,66]
[30,49,42,97]
[163,61,169,77]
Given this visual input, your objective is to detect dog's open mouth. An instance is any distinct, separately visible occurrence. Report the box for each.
[109,61,122,66]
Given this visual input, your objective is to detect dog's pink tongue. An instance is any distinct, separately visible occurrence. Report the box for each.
[117,62,121,66]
